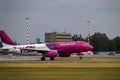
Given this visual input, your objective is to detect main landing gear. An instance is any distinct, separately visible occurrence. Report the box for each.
[41,57,46,61]
[41,57,55,61]
[78,53,83,60]
[79,55,83,59]
[50,57,54,60]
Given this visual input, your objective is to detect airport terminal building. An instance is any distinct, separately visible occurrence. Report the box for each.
[45,32,71,42]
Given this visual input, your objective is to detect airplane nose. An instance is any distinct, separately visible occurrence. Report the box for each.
[88,45,94,51]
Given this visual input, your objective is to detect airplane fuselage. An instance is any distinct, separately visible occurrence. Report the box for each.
[1,41,93,54]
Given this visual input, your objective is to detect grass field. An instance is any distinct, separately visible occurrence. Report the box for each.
[0,56,120,80]
[0,67,120,80]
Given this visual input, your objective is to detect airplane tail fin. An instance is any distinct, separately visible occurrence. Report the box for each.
[0,30,16,47]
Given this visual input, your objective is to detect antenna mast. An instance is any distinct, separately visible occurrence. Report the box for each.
[26,17,29,45]
[87,20,90,44]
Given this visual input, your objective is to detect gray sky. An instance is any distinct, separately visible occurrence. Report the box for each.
[0,0,120,44]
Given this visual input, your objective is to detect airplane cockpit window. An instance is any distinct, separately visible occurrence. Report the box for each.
[83,43,89,46]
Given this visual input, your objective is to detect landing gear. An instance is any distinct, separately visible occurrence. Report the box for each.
[77,53,84,60]
[78,53,83,60]
[79,56,83,59]
[41,57,55,61]
[50,57,54,60]
[41,57,46,61]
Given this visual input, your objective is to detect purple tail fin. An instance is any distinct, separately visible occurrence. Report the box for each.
[0,30,16,45]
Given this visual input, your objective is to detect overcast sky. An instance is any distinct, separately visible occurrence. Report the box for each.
[0,0,120,44]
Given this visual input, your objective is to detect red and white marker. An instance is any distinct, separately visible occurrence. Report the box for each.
[26,17,29,45]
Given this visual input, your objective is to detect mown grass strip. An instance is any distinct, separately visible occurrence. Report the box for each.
[0,62,120,67]
[0,67,120,80]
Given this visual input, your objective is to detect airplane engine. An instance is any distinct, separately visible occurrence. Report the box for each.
[45,50,57,57]
[59,54,70,57]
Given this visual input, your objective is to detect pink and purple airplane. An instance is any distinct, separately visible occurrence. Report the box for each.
[0,30,93,61]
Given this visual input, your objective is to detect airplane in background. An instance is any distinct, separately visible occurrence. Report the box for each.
[0,30,93,61]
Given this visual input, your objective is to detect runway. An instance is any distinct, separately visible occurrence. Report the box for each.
[0,55,120,63]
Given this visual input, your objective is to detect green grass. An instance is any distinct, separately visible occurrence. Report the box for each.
[0,56,120,80]
[0,67,120,80]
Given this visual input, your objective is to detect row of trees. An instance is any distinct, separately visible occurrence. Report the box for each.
[72,32,120,51]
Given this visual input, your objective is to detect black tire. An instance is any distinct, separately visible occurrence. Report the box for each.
[79,56,83,59]
[41,57,46,61]
[50,57,54,60]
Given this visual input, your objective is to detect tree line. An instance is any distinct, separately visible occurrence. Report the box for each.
[72,32,120,52]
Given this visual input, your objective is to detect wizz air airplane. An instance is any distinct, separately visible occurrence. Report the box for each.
[0,30,93,61]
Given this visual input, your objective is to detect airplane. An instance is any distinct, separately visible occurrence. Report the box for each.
[0,30,93,61]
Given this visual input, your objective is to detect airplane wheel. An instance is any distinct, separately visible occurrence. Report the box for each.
[79,56,83,59]
[41,57,46,61]
[50,57,54,60]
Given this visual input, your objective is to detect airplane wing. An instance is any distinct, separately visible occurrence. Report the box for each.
[0,49,14,55]
[20,48,51,53]
[0,48,46,56]
[0,49,9,51]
